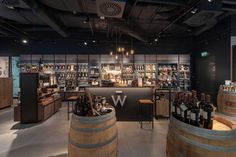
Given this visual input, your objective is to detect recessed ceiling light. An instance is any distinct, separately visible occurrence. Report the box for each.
[84,42,87,46]
[92,40,96,43]
[208,0,213,2]
[130,49,134,55]
[22,39,28,44]
[154,38,158,42]
[191,8,198,14]
[100,16,105,20]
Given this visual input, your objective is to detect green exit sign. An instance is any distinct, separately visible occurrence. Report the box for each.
[201,51,210,57]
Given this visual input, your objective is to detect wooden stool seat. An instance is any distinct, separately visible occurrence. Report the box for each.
[138,99,153,104]
[67,96,80,101]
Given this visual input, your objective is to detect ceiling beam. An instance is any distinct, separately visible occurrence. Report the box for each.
[22,0,69,37]
[137,0,187,7]
[223,0,236,5]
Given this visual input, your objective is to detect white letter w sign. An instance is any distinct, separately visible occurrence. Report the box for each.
[111,95,127,107]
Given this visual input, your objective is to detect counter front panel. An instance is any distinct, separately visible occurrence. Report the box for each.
[87,87,153,121]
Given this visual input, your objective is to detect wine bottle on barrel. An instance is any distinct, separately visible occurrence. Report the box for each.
[203,95,213,129]
[180,94,189,123]
[199,93,206,126]
[172,93,179,118]
[176,93,183,120]
[190,94,200,127]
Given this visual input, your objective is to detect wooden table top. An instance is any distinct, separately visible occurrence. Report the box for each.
[67,96,80,101]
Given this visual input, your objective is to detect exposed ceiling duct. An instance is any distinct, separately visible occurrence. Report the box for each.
[137,0,188,7]
[22,0,69,37]
[0,19,28,36]
[110,19,148,42]
[96,0,127,18]
[193,11,235,36]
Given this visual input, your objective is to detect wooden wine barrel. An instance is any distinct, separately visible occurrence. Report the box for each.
[218,88,236,116]
[166,116,236,157]
[68,109,117,157]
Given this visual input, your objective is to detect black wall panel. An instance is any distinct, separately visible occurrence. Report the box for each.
[193,17,231,104]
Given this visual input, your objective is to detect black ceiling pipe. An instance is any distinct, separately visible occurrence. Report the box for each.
[137,0,188,7]
[223,0,236,5]
[22,0,69,37]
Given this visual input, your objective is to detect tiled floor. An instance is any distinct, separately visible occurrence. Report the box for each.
[0,104,169,157]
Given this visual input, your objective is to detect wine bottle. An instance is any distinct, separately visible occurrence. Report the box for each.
[172,93,179,118]
[180,94,189,123]
[199,93,206,126]
[190,94,200,127]
[176,93,182,120]
[203,95,213,129]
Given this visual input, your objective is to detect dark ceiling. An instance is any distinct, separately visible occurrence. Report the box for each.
[0,0,236,44]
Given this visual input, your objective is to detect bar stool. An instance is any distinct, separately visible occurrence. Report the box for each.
[66,96,80,120]
[138,99,154,129]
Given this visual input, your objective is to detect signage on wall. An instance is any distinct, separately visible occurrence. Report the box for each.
[0,57,9,78]
[111,91,127,107]
[201,51,210,57]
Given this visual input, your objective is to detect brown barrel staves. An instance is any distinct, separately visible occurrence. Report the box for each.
[68,109,117,157]
[218,89,236,116]
[166,116,236,157]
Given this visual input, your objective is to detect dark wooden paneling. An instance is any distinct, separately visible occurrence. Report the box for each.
[0,78,13,109]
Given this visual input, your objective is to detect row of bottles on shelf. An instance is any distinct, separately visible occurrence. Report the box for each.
[172,91,215,129]
[20,64,89,72]
[158,64,177,71]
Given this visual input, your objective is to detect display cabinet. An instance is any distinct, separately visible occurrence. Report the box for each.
[157,63,178,89]
[17,73,61,123]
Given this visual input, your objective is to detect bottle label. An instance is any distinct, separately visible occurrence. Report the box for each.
[181,112,184,118]
[200,109,203,116]
[203,111,208,119]
[191,113,196,121]
[187,110,191,118]
[177,108,180,115]
[180,104,188,111]
[211,111,215,117]
[172,105,175,112]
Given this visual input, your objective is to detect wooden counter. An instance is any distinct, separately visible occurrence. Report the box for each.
[0,78,13,109]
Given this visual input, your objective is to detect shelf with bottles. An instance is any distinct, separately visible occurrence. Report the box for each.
[157,63,178,88]
[89,66,100,78]
[134,64,145,78]
[122,64,134,80]
[179,64,190,90]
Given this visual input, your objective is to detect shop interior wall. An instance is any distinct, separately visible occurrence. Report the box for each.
[192,17,231,105]
[0,37,193,56]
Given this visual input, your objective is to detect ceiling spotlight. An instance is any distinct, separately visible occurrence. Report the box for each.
[191,8,198,14]
[92,40,96,43]
[100,16,105,20]
[83,42,88,46]
[21,39,28,44]
[110,51,113,55]
[154,38,158,42]
[208,0,213,2]
[83,16,89,24]
[118,47,121,52]
[130,49,134,55]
